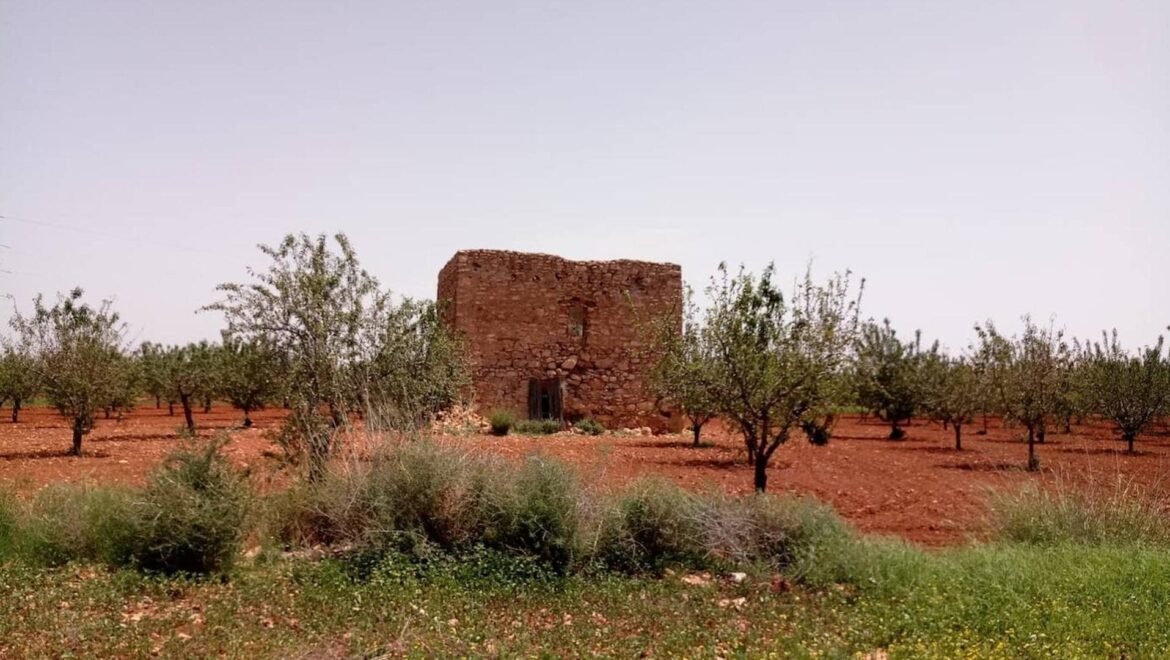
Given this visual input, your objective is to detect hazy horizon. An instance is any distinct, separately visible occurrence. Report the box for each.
[2,1,1167,351]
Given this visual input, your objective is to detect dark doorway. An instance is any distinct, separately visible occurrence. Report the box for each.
[528,378,563,420]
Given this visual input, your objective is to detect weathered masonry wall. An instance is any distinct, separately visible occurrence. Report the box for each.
[437,250,683,431]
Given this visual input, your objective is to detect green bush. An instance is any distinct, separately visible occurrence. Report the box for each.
[488,410,516,436]
[482,456,581,571]
[988,479,1170,547]
[0,491,18,560]
[597,479,703,572]
[360,442,494,555]
[18,484,140,566]
[130,437,251,574]
[272,442,501,560]
[513,418,562,435]
[574,418,605,436]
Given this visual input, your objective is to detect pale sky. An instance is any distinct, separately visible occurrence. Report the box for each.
[1,0,1167,351]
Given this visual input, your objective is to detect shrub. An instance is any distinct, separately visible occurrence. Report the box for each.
[271,442,501,559]
[513,418,562,435]
[130,437,251,574]
[988,477,1170,547]
[489,410,516,436]
[359,442,494,555]
[18,484,140,566]
[482,456,581,571]
[597,479,703,572]
[742,493,855,581]
[574,418,605,436]
[0,491,15,559]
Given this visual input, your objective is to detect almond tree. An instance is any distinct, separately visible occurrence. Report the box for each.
[703,263,862,492]
[137,341,171,410]
[921,352,981,450]
[161,341,220,433]
[852,319,929,439]
[1082,330,1170,453]
[974,318,1070,471]
[206,233,391,480]
[649,287,720,446]
[9,288,128,455]
[219,335,280,428]
[0,343,40,423]
[352,298,468,432]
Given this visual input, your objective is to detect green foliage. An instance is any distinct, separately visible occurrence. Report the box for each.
[207,233,468,480]
[157,341,222,432]
[488,409,516,436]
[131,437,251,574]
[989,479,1170,546]
[574,418,605,436]
[2,542,1170,658]
[1080,331,1170,452]
[4,440,250,575]
[17,484,140,566]
[354,300,470,432]
[921,352,982,449]
[481,456,582,572]
[0,344,40,422]
[8,288,129,455]
[852,319,930,439]
[597,479,702,572]
[218,335,280,427]
[701,263,862,491]
[975,318,1072,470]
[648,286,719,445]
[513,418,562,435]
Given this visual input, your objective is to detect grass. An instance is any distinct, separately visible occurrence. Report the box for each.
[512,418,563,435]
[0,542,1168,657]
[987,471,1170,546]
[3,438,1170,656]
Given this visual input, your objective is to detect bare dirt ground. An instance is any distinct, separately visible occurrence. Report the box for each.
[2,404,1169,546]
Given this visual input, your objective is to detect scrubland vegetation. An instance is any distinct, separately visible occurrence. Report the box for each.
[1,437,1169,656]
[2,232,1169,656]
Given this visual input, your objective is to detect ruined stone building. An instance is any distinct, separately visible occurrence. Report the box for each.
[437,250,682,431]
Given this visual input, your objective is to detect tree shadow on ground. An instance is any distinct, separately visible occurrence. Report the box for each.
[0,448,110,460]
[651,455,748,470]
[937,461,1025,473]
[889,445,971,455]
[624,440,720,450]
[1055,446,1154,457]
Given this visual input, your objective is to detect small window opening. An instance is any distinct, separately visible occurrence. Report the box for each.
[568,304,586,339]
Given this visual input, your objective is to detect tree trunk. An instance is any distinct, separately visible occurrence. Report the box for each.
[692,422,701,447]
[104,407,111,420]
[71,418,84,456]
[953,422,962,451]
[1126,433,1135,454]
[180,394,195,432]
[155,395,161,409]
[1026,427,1038,471]
[203,396,212,414]
[889,420,905,440]
[11,398,20,424]
[243,406,253,428]
[753,455,768,492]
[168,402,175,416]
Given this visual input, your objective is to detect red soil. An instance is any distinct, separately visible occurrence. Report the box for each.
[2,405,1168,546]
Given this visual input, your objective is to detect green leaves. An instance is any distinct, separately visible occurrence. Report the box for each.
[8,289,129,453]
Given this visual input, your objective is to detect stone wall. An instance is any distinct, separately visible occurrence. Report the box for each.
[437,250,683,431]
